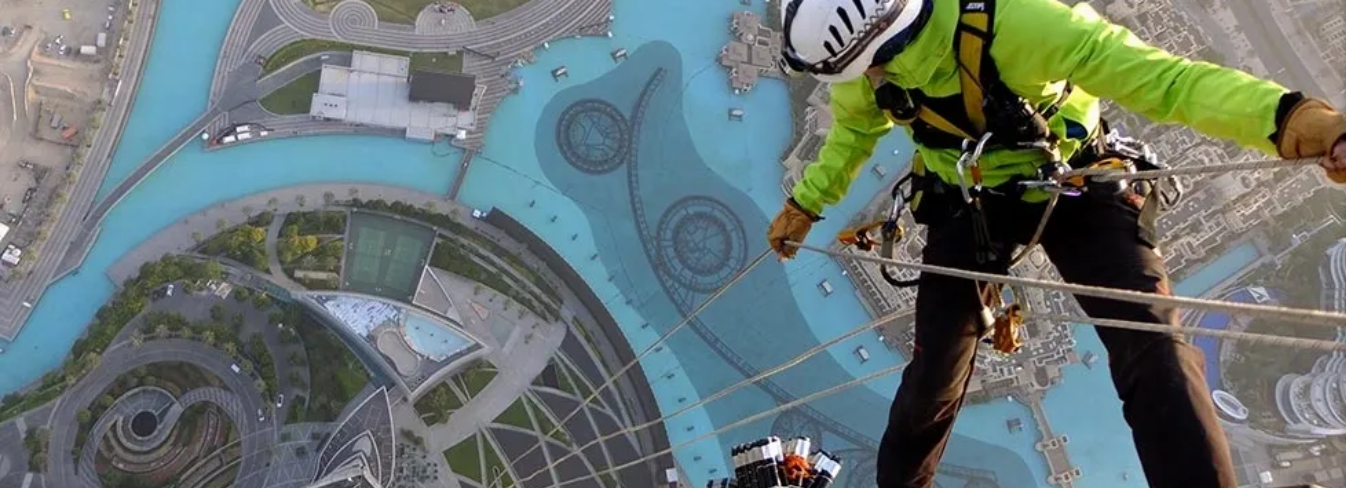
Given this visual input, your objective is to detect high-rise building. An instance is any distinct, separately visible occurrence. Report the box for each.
[1274,239,1346,437]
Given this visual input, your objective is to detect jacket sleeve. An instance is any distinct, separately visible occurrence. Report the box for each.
[791,77,893,216]
[995,0,1288,155]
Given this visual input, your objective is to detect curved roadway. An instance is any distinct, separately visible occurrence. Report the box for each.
[47,339,272,488]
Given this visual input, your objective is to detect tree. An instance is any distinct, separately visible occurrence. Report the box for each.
[425,201,437,212]
[130,334,144,347]
[323,191,335,205]
[154,323,169,338]
[97,394,115,409]
[243,205,254,217]
[231,314,244,330]
[240,361,254,374]
[296,195,307,207]
[289,351,306,367]
[210,304,225,321]
[76,409,91,425]
[268,197,279,208]
[192,231,203,243]
[251,293,270,310]
[202,330,217,346]
[216,218,228,230]
[222,342,239,356]
[348,187,359,198]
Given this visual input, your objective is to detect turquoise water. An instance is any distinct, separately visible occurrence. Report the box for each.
[0,0,1267,486]
[1173,241,1260,297]
[92,0,239,204]
[1041,329,1147,487]
[460,3,911,475]
[0,136,458,394]
[404,312,472,361]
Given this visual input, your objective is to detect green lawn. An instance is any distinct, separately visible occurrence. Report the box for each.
[260,71,321,115]
[262,39,462,75]
[482,440,516,488]
[493,399,532,430]
[459,365,498,400]
[444,434,483,483]
[414,381,464,425]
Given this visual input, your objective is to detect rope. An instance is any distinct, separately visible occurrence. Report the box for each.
[1059,157,1320,182]
[789,242,1346,328]
[507,249,773,477]
[533,363,906,488]
[1026,313,1346,352]
[516,306,910,484]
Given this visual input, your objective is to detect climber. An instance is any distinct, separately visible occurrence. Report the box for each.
[763,0,1346,487]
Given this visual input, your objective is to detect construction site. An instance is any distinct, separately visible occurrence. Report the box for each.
[0,0,126,276]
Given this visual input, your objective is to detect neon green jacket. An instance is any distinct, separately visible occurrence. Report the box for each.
[791,0,1288,215]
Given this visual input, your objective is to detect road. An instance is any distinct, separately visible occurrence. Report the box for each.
[45,339,272,488]
[1225,0,1329,99]
[0,0,162,341]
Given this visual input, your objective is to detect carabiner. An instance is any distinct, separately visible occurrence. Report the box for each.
[955,132,995,204]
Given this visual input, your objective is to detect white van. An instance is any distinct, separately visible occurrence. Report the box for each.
[230,364,241,374]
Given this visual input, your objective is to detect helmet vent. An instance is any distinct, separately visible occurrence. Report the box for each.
[836,6,854,33]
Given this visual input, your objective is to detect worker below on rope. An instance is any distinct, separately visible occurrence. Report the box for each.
[765,0,1346,487]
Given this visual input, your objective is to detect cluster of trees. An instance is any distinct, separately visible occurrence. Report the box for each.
[284,211,347,235]
[199,223,268,271]
[290,305,370,422]
[24,426,49,472]
[245,334,279,399]
[231,286,273,310]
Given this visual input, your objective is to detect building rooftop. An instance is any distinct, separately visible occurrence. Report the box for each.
[408,70,478,109]
[310,53,478,140]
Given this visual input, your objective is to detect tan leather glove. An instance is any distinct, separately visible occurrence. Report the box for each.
[767,198,821,259]
[1277,97,1346,183]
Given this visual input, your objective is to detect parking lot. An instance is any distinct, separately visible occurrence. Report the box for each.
[0,0,126,261]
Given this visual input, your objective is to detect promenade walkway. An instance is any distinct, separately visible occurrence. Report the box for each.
[0,0,163,341]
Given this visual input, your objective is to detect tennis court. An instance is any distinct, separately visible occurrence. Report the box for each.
[342,211,437,301]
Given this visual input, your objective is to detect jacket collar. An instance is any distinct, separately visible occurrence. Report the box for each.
[881,0,960,89]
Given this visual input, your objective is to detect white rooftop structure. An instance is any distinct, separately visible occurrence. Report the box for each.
[309,51,478,142]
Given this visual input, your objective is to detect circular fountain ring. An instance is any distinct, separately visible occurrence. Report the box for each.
[555,99,631,175]
[654,196,747,293]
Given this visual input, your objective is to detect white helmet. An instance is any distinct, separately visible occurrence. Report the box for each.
[779,0,930,83]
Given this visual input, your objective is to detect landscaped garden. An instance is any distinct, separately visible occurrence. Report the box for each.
[196,212,274,272]
[291,305,371,422]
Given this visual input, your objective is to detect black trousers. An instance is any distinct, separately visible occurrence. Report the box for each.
[876,187,1236,488]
